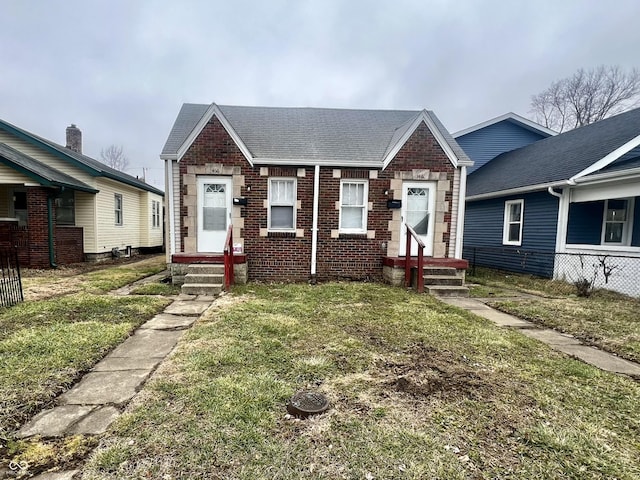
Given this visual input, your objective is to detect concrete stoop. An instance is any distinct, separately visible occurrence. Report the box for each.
[423,266,469,297]
[181,264,224,296]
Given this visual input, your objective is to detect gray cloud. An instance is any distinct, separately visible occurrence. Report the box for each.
[1,0,639,189]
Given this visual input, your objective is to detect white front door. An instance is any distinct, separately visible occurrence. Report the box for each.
[197,176,232,252]
[399,181,435,256]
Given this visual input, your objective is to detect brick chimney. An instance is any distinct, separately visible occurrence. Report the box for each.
[66,124,82,154]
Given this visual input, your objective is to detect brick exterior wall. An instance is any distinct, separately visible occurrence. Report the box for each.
[178,117,456,282]
[0,188,86,268]
[55,227,84,264]
[26,187,51,268]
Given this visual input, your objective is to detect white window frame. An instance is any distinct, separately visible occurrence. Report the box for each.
[502,199,524,246]
[268,178,297,231]
[115,193,123,226]
[152,200,160,228]
[339,179,368,234]
[601,198,634,246]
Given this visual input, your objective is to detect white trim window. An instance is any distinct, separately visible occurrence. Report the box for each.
[268,178,296,230]
[115,193,123,226]
[152,200,160,228]
[503,199,524,245]
[340,180,368,233]
[602,198,633,245]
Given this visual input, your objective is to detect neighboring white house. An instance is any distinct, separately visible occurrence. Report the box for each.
[0,119,163,268]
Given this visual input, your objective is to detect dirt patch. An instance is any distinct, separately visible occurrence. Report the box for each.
[377,343,493,401]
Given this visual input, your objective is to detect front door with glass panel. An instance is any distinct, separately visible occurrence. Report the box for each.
[197,177,232,252]
[399,182,435,256]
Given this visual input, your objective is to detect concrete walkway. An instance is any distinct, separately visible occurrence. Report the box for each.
[14,289,215,480]
[440,296,640,378]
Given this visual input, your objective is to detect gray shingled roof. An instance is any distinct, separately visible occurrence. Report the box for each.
[0,119,164,196]
[0,143,97,192]
[161,103,470,167]
[467,107,640,197]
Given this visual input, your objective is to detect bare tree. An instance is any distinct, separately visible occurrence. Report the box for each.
[100,145,129,172]
[531,65,640,132]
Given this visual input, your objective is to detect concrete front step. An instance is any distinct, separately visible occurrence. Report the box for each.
[184,273,224,284]
[187,263,224,275]
[423,266,458,276]
[181,283,223,295]
[423,274,464,286]
[426,285,470,297]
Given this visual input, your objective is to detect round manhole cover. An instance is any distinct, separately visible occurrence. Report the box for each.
[287,391,329,418]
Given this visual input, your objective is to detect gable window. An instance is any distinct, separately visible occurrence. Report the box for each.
[269,178,296,230]
[115,193,123,226]
[55,190,75,225]
[503,199,524,245]
[602,198,632,245]
[340,180,368,233]
[152,200,160,228]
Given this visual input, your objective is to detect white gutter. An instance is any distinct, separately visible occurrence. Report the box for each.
[454,165,467,258]
[165,159,176,256]
[311,164,320,277]
[547,186,562,198]
[467,180,570,201]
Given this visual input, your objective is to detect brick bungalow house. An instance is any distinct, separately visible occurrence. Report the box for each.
[0,119,164,268]
[161,104,472,293]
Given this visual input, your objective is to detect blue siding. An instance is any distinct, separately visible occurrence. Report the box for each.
[566,201,604,245]
[457,121,547,173]
[464,191,558,277]
[632,196,640,247]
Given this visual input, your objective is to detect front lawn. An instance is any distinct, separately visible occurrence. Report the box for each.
[468,268,640,362]
[82,283,640,479]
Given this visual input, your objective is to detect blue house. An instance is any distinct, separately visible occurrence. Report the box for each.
[460,108,640,297]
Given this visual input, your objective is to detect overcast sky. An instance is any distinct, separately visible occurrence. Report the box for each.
[1,0,638,189]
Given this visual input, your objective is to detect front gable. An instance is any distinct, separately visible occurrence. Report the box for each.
[456,118,552,173]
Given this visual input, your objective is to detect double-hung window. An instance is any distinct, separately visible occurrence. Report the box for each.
[152,200,160,228]
[269,178,296,230]
[340,180,368,233]
[602,198,632,245]
[502,199,523,245]
[115,193,123,226]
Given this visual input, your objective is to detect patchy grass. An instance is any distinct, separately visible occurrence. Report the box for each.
[467,267,576,297]
[469,267,640,362]
[0,294,170,438]
[21,255,166,300]
[82,283,640,480]
[129,282,181,296]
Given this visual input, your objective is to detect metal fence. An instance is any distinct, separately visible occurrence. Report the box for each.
[0,249,23,307]
[463,245,640,298]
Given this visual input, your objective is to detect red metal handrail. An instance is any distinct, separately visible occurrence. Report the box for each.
[223,224,234,290]
[404,223,425,293]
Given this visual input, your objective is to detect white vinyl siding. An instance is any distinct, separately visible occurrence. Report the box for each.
[74,191,97,253]
[339,180,368,233]
[0,163,34,184]
[140,192,163,248]
[503,199,524,246]
[0,131,97,187]
[94,178,141,252]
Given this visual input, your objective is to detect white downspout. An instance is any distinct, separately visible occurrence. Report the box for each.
[311,164,320,278]
[165,159,176,256]
[454,165,467,258]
